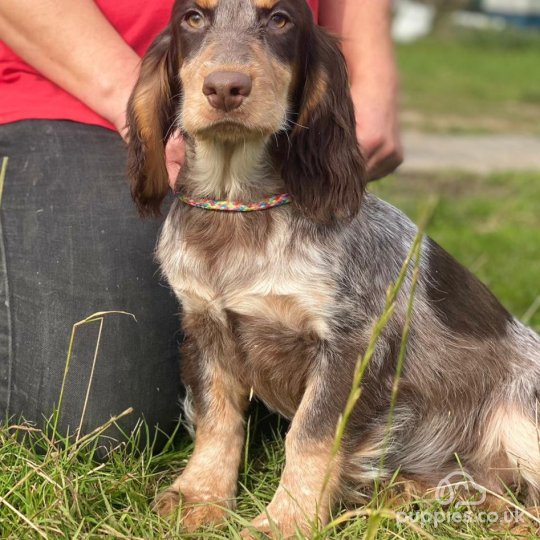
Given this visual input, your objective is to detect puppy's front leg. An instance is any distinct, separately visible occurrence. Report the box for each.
[155,327,247,531]
[244,377,343,539]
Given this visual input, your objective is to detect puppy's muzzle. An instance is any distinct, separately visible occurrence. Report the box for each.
[202,71,252,112]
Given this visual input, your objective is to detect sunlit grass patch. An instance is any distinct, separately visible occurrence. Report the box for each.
[397,27,540,134]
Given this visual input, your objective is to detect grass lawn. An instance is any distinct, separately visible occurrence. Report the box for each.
[397,27,540,134]
[4,409,537,540]
[1,171,539,539]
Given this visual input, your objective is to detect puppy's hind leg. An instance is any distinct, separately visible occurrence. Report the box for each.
[473,327,540,504]
[479,402,540,504]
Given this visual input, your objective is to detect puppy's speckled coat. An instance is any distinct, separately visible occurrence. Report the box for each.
[127,0,540,536]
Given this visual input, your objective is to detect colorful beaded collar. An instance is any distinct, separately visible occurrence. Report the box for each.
[177,192,291,212]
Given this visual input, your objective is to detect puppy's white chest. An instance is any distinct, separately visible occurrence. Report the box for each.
[157,212,335,337]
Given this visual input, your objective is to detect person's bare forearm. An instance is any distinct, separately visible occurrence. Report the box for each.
[0,0,141,133]
[319,0,402,179]
[319,0,395,86]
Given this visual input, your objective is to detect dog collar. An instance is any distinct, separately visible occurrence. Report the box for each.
[177,192,291,212]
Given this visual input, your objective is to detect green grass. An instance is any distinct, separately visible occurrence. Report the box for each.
[1,172,539,539]
[1,410,538,539]
[397,27,540,134]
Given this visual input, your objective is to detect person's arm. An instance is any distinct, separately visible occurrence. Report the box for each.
[0,0,141,136]
[0,0,185,184]
[319,0,403,180]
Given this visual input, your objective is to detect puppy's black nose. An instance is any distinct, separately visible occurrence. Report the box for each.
[202,71,252,112]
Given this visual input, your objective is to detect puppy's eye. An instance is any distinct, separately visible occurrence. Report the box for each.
[185,11,206,29]
[268,12,290,30]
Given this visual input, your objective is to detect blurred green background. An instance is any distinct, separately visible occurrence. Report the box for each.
[397,15,540,134]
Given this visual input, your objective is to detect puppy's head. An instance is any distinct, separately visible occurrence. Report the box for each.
[127,0,366,221]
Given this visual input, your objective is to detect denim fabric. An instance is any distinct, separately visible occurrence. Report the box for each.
[0,120,182,447]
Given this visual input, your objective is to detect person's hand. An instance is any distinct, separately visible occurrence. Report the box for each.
[318,0,403,181]
[116,113,185,190]
[165,131,185,190]
[351,77,403,181]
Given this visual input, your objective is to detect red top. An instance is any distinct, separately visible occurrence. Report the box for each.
[0,0,319,131]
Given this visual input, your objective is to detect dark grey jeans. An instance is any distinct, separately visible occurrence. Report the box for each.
[0,120,182,447]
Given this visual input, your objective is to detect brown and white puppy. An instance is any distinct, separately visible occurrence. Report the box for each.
[127,0,540,537]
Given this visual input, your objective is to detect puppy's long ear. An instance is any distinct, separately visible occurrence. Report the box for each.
[127,28,181,217]
[283,28,367,224]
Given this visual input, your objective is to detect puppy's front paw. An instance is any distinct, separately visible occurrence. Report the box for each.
[240,508,315,539]
[153,488,180,517]
[181,500,229,532]
[153,487,230,531]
